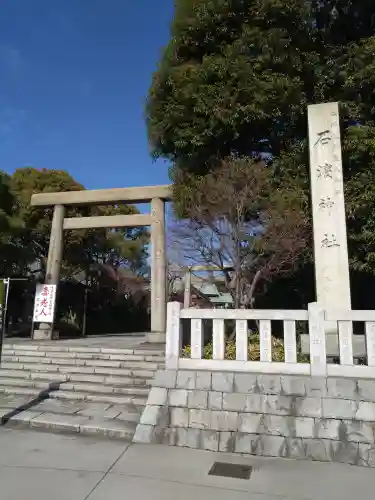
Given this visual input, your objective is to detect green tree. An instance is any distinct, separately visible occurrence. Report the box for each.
[147,0,375,287]
[1,167,150,336]
[0,171,24,276]
[9,167,150,280]
[148,0,316,175]
[147,1,375,177]
[10,167,85,276]
[0,172,13,232]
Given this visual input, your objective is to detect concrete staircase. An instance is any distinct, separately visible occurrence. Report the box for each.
[0,341,164,440]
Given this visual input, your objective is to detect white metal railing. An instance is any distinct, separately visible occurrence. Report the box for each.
[165,301,375,378]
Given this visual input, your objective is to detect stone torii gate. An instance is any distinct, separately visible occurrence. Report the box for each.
[30,184,171,343]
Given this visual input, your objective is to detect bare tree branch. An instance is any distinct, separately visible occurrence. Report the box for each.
[169,156,309,307]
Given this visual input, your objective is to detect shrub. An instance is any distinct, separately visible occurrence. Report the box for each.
[181,333,309,363]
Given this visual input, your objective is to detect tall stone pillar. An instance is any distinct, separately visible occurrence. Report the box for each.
[45,204,65,285]
[33,204,65,340]
[308,102,351,336]
[148,197,166,343]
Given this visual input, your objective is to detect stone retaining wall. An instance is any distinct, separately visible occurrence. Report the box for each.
[133,370,375,467]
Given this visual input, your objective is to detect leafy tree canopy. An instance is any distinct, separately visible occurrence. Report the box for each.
[0,172,14,232]
[147,0,375,172]
[0,171,21,276]
[1,167,149,280]
[147,0,375,275]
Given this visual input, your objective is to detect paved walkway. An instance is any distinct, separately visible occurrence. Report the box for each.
[1,429,375,500]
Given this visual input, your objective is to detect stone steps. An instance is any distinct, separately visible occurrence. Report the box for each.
[3,345,163,355]
[50,391,147,405]
[0,386,148,405]
[0,362,157,378]
[9,411,138,439]
[0,378,150,396]
[1,355,163,370]
[0,341,165,439]
[2,350,165,363]
[0,368,152,386]
[1,398,140,439]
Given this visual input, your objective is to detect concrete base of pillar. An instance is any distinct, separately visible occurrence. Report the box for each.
[146,331,166,344]
[33,328,59,340]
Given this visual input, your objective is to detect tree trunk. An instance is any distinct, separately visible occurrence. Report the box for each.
[233,223,242,309]
[248,269,262,308]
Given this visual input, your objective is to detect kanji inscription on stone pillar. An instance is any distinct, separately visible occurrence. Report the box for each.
[308,102,351,315]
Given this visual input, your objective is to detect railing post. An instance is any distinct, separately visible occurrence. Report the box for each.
[165,301,182,370]
[308,302,327,376]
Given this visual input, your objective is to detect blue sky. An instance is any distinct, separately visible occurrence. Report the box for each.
[0,0,174,196]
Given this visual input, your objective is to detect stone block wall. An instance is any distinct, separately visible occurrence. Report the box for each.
[133,370,375,468]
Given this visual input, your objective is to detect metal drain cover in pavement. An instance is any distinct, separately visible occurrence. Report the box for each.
[208,462,252,480]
